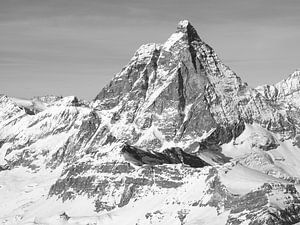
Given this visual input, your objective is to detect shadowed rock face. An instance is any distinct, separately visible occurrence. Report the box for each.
[94,20,300,147]
[197,120,246,152]
[121,144,210,168]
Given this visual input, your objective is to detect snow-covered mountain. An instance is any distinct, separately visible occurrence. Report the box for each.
[1,20,300,225]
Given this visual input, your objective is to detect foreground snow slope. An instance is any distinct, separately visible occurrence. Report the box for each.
[1,20,300,225]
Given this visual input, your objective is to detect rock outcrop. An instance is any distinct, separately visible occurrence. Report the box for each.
[121,144,209,167]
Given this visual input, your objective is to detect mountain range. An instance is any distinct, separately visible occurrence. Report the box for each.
[1,20,300,225]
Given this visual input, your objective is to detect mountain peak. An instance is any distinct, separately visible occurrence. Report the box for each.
[289,69,300,79]
[256,69,300,101]
[278,69,300,85]
[176,20,201,42]
[177,20,190,30]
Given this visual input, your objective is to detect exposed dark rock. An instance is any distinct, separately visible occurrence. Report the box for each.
[199,120,246,151]
[118,184,136,207]
[49,176,96,201]
[0,164,9,171]
[102,134,117,146]
[0,140,4,149]
[251,136,279,151]
[95,199,115,212]
[59,212,70,221]
[23,107,36,115]
[121,144,209,168]
[76,111,101,146]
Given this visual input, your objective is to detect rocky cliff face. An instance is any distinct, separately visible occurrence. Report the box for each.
[94,20,299,150]
[1,20,300,225]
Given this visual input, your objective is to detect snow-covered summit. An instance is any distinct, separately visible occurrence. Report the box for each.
[177,19,190,28]
[176,19,201,41]
[256,69,300,104]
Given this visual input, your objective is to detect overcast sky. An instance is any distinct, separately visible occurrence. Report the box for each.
[0,0,299,100]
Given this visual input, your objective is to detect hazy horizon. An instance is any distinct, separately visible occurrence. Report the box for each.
[0,0,299,100]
